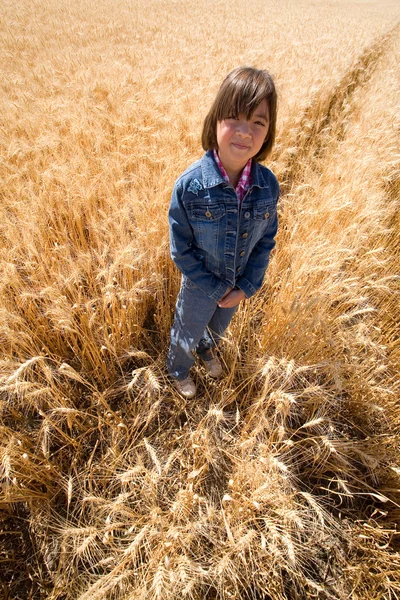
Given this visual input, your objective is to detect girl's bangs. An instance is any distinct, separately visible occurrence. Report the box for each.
[217,79,271,120]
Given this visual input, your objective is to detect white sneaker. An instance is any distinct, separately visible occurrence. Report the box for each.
[173,376,197,399]
[202,356,223,379]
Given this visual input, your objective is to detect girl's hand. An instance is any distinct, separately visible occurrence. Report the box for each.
[219,286,233,301]
[218,288,246,308]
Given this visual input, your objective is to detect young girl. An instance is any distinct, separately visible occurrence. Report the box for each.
[167,67,279,398]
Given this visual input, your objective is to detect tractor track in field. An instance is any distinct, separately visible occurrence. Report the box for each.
[280,21,400,194]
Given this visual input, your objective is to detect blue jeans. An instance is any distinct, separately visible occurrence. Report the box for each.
[166,276,238,380]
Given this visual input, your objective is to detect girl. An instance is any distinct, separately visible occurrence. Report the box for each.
[167,67,279,398]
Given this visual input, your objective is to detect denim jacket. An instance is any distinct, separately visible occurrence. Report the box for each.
[169,150,279,301]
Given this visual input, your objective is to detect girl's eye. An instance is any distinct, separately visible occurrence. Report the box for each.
[255,120,266,127]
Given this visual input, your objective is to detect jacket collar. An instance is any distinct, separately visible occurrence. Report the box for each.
[201,149,270,190]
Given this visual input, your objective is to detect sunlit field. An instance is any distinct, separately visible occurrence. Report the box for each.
[1,0,399,598]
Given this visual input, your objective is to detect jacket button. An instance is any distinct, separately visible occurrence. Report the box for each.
[237,266,241,272]
[240,251,245,257]
[205,210,212,217]
[242,233,248,238]
[244,212,250,218]
[265,211,270,219]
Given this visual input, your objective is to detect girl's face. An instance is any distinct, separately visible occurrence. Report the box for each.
[216,99,269,174]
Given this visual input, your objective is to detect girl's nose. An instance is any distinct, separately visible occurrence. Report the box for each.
[236,120,251,136]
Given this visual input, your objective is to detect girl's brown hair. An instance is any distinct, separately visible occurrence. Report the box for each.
[201,67,277,162]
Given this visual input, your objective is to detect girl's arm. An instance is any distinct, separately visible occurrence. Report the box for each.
[235,209,278,298]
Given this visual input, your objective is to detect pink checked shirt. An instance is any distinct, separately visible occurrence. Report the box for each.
[213,150,252,203]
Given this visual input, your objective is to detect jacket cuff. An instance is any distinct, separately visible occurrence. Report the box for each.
[235,277,258,299]
[210,281,231,302]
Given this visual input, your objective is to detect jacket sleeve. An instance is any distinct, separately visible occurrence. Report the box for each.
[169,181,230,302]
[236,181,279,298]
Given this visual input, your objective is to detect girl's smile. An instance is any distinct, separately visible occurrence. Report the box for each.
[232,142,250,149]
[216,99,269,182]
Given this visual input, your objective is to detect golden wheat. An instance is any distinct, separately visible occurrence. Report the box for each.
[1,0,400,598]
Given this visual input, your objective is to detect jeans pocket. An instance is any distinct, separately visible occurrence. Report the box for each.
[182,276,197,290]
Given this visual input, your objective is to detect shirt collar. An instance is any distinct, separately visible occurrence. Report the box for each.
[200,150,269,190]
[213,150,252,196]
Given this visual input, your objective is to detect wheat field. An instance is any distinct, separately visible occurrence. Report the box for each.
[1,0,400,598]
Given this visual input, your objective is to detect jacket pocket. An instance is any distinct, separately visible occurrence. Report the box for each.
[253,202,276,222]
[188,203,225,222]
[187,203,226,256]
